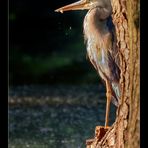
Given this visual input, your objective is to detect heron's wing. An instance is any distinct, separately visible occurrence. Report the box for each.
[106,50,120,83]
[102,31,120,82]
[107,18,120,69]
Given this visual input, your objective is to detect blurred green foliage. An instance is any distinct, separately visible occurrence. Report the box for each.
[9,0,99,85]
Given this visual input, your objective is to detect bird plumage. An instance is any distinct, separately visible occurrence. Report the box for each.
[83,7,120,106]
[55,0,121,126]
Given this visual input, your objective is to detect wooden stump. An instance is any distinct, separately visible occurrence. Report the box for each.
[86,126,110,148]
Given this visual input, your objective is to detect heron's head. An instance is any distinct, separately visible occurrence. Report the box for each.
[55,0,107,13]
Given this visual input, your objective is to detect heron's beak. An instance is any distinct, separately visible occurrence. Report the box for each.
[55,0,91,13]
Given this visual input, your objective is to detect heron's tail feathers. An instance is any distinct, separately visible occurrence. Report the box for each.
[111,82,120,107]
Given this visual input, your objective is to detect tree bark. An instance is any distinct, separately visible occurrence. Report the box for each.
[86,0,140,147]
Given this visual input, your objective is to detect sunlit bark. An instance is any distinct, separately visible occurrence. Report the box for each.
[86,0,140,147]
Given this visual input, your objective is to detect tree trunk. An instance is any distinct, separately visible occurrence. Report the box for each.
[86,0,140,147]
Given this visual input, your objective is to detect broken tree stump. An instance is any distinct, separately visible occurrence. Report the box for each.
[86,126,110,148]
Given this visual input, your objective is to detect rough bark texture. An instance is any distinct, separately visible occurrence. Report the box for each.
[86,0,140,147]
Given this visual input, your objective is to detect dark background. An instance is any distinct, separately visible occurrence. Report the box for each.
[9,0,100,85]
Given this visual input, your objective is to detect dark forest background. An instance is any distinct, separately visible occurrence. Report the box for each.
[9,0,100,86]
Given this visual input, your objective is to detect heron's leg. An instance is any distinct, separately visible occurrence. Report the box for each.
[105,80,112,127]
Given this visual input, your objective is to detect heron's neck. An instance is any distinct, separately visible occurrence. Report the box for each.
[84,8,109,41]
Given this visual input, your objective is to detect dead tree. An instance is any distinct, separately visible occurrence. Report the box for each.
[86,0,140,147]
